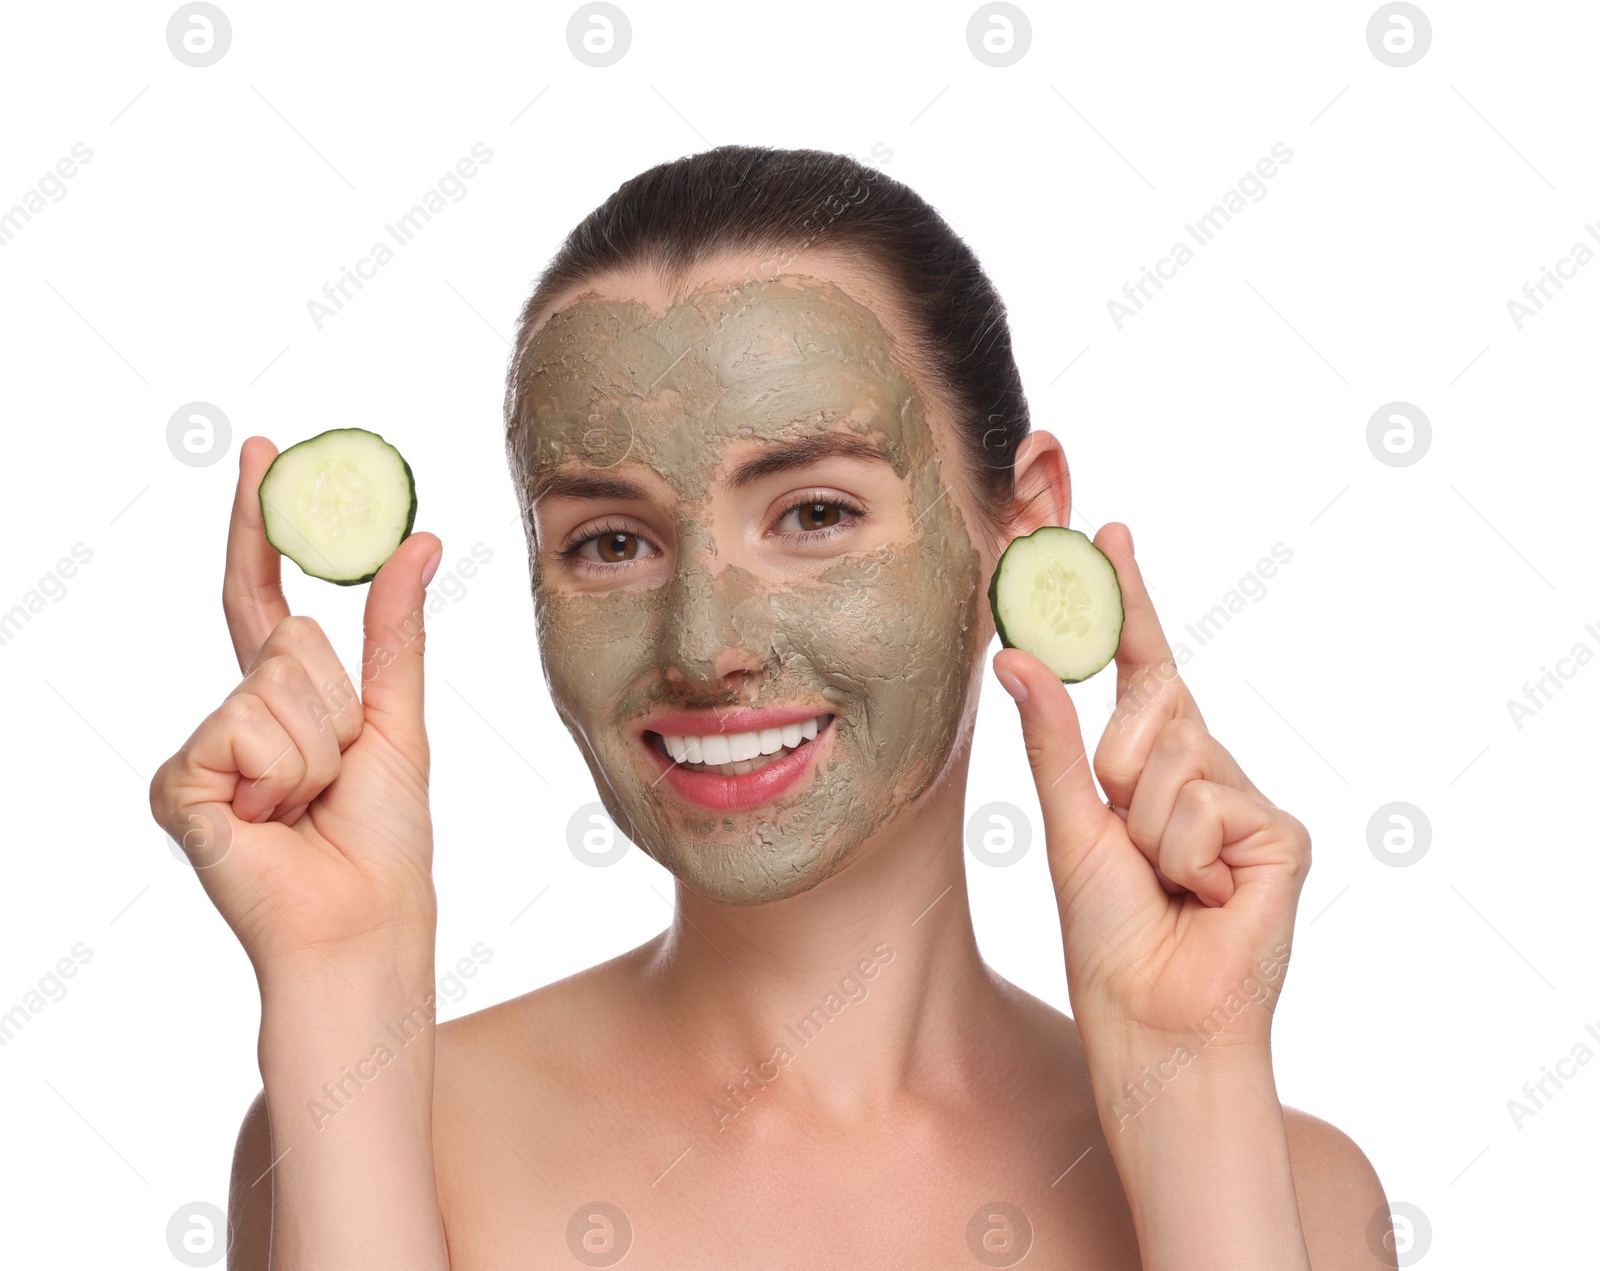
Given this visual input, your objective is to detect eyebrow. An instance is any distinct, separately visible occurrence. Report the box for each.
[530,431,892,504]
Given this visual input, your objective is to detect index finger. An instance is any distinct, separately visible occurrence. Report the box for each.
[1092,522,1175,702]
[222,436,291,673]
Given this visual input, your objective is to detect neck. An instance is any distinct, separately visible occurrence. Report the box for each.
[642,750,1011,1128]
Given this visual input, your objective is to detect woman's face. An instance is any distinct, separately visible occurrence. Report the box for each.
[512,262,998,905]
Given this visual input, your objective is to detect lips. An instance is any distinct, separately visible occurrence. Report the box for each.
[636,703,834,739]
[638,711,837,812]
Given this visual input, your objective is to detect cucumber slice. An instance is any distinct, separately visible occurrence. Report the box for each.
[258,427,417,586]
[988,527,1124,683]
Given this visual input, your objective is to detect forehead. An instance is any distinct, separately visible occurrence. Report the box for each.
[514,259,948,488]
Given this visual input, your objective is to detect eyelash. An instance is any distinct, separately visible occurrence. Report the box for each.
[556,493,868,573]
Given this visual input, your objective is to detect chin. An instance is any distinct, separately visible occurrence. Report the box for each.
[649,832,846,907]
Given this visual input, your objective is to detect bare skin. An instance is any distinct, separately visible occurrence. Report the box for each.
[190,248,1391,1268]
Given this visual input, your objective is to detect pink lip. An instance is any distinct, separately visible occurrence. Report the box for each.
[637,704,832,740]
[637,711,837,812]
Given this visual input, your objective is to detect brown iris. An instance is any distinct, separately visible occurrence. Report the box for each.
[595,531,641,563]
[792,501,842,532]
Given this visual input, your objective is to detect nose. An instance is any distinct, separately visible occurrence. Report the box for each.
[658,539,768,694]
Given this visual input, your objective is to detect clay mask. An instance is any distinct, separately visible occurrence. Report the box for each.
[509,273,986,904]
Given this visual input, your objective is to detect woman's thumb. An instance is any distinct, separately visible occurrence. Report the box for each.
[993,649,1115,887]
[358,532,441,752]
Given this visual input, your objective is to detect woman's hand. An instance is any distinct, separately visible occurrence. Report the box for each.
[992,522,1311,1065]
[149,436,445,986]
[150,437,452,1269]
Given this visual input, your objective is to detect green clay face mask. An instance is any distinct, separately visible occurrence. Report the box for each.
[510,273,986,904]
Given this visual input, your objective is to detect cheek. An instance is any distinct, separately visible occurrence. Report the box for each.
[788,542,981,747]
[534,590,654,732]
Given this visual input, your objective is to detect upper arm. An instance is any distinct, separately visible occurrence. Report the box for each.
[226,1088,273,1270]
[1283,1106,1394,1270]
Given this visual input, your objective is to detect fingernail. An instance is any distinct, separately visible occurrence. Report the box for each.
[995,666,1029,705]
[421,545,443,588]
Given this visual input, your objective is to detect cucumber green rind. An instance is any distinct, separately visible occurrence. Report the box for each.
[988,526,1125,684]
[258,426,418,587]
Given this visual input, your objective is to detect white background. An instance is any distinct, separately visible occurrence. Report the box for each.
[1,1,1594,1266]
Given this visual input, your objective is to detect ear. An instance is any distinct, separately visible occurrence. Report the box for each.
[1006,430,1071,538]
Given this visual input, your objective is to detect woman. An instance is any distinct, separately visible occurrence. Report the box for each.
[151,145,1391,1268]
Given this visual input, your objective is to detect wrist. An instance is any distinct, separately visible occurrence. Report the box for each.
[1086,1038,1282,1156]
[257,971,441,1141]
[255,925,436,1002]
[1079,1012,1275,1120]
[257,952,439,1073]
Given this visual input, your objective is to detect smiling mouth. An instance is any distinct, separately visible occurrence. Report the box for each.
[646,713,835,777]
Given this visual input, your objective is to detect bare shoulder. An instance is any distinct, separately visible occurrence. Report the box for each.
[431,937,666,1175]
[1282,1105,1392,1269]
[435,937,657,1077]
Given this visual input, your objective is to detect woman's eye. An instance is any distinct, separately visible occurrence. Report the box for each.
[590,532,645,563]
[776,497,862,535]
[559,496,864,573]
[561,526,658,567]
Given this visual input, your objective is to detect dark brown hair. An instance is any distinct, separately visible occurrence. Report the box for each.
[503,144,1032,530]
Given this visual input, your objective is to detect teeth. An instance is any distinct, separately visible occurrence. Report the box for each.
[660,715,829,768]
[730,731,760,763]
